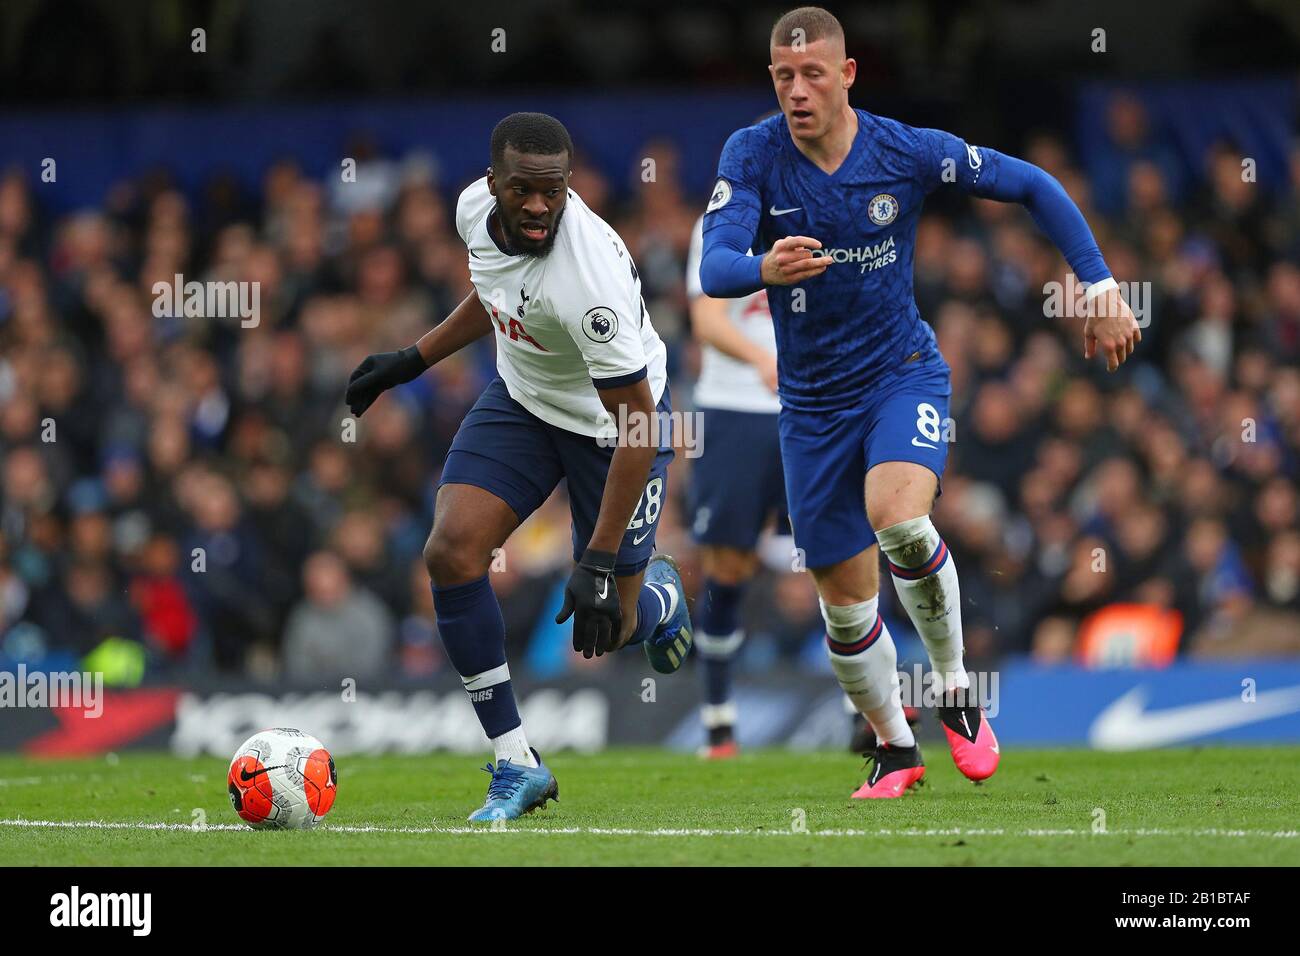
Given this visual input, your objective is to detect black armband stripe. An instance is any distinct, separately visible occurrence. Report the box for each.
[592,366,648,390]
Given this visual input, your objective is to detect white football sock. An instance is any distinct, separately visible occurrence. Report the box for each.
[876,516,969,693]
[700,701,738,729]
[695,628,744,659]
[821,596,915,748]
[490,725,538,768]
[645,581,677,625]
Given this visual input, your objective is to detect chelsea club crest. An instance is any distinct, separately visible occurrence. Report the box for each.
[868,193,899,226]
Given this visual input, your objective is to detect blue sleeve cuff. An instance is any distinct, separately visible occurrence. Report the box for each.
[592,366,648,390]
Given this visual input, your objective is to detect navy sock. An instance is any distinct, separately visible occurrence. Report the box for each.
[703,657,732,708]
[626,580,673,646]
[431,576,521,739]
[698,579,745,708]
[699,579,743,635]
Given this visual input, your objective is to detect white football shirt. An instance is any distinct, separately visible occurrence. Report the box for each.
[456,177,668,437]
[685,216,780,414]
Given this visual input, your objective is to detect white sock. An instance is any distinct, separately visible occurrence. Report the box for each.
[875,516,969,692]
[645,581,677,625]
[490,725,538,768]
[695,628,744,658]
[701,701,738,729]
[821,596,915,748]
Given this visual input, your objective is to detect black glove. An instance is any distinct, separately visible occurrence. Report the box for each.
[555,548,622,659]
[345,345,427,417]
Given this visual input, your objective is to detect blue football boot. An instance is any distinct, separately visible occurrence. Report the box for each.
[466,749,559,823]
[642,554,693,674]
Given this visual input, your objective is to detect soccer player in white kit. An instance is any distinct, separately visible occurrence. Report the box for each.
[684,214,785,758]
[346,113,693,822]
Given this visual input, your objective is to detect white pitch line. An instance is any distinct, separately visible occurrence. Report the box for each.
[1,819,1296,839]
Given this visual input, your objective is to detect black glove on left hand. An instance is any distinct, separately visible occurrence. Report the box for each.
[345,345,427,418]
[555,548,622,659]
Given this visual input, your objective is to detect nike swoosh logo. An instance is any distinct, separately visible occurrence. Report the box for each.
[911,437,938,449]
[1088,684,1300,750]
[769,206,801,216]
[596,577,610,600]
[632,529,653,545]
[239,764,282,783]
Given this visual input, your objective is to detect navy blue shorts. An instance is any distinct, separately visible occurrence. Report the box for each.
[779,356,951,569]
[439,378,674,576]
[689,406,789,550]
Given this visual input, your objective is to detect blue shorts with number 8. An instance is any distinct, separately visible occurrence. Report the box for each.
[778,355,952,569]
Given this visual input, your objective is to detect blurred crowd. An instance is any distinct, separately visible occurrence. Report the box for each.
[1,93,1299,685]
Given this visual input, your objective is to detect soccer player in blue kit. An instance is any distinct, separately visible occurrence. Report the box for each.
[700,7,1140,797]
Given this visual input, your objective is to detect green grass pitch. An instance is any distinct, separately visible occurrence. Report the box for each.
[2,747,1297,866]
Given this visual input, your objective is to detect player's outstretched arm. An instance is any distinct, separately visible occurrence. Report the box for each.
[984,155,1140,372]
[929,131,1140,371]
[345,291,493,417]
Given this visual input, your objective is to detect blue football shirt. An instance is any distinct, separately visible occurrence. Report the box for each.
[702,109,1109,411]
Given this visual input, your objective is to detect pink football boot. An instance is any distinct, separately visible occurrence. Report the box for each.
[851,742,926,798]
[938,702,1000,781]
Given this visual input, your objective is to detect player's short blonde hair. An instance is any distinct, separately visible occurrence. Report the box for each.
[770,6,845,50]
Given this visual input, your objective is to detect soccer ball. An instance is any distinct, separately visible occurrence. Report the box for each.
[227,728,337,829]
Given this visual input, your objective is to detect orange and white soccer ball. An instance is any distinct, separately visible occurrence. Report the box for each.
[227,728,337,829]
